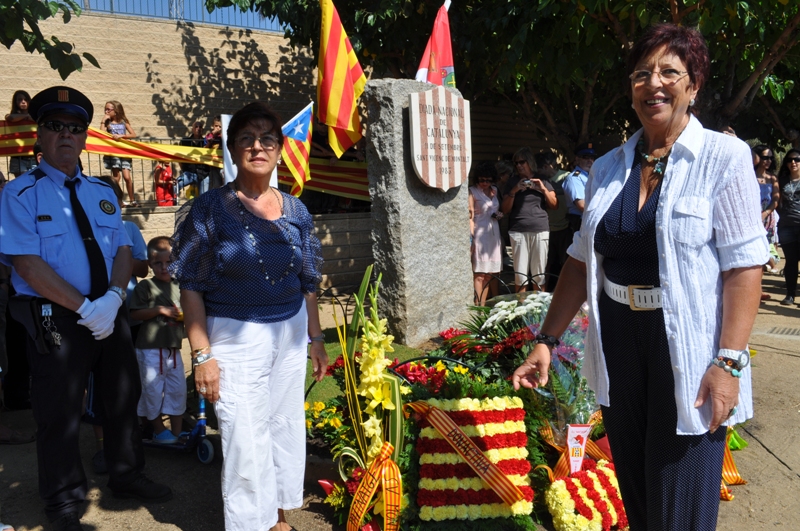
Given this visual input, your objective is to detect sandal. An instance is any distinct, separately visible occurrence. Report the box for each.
[0,424,35,445]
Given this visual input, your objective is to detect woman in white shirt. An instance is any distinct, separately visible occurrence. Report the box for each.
[512,24,767,531]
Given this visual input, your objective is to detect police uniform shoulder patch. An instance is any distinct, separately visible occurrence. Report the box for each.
[100,200,116,214]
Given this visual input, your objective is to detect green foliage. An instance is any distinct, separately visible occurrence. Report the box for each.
[206,0,800,149]
[0,0,99,79]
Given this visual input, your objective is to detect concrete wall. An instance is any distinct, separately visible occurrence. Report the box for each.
[0,12,316,138]
[124,208,372,291]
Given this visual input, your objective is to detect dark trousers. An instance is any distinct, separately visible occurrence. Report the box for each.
[546,227,573,292]
[598,291,726,531]
[778,224,800,297]
[567,213,582,233]
[26,304,145,520]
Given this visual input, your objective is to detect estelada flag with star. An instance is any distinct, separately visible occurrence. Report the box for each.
[317,0,366,158]
[281,102,314,196]
[415,0,456,88]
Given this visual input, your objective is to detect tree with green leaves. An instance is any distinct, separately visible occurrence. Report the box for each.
[207,0,799,154]
[0,0,99,79]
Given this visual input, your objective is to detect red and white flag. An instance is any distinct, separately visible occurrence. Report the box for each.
[415,0,456,88]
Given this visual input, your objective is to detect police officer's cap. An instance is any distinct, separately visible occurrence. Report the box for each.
[575,142,596,157]
[29,86,93,124]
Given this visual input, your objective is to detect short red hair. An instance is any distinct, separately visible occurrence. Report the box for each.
[626,24,710,98]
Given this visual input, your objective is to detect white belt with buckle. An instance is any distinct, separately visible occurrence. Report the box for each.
[604,277,662,311]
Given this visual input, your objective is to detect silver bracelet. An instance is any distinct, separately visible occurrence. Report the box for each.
[309,334,325,343]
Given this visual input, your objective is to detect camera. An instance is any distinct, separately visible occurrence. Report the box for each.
[521,179,532,188]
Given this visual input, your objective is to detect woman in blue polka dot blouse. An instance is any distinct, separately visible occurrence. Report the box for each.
[512,24,768,531]
[171,102,329,531]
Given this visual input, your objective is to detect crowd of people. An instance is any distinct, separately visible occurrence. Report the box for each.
[468,143,597,303]
[3,90,229,209]
[0,86,327,531]
[0,21,797,531]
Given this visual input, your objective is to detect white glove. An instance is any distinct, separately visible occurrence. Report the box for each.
[77,291,123,340]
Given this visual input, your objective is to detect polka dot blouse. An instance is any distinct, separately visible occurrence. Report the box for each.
[170,186,323,323]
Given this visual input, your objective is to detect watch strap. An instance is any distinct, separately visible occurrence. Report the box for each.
[534,332,559,348]
[192,352,214,366]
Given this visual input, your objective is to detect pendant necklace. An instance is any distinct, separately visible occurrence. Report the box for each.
[234,186,297,286]
[637,137,671,175]
[234,179,269,201]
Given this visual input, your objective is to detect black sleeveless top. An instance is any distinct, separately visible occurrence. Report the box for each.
[594,153,662,287]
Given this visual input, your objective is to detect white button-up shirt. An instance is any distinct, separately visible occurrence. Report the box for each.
[567,116,769,434]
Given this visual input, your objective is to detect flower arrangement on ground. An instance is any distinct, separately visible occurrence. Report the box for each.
[315,267,405,530]
[396,364,540,531]
[545,460,628,531]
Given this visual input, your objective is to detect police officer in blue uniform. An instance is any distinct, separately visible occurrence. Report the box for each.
[0,86,171,531]
[563,142,597,233]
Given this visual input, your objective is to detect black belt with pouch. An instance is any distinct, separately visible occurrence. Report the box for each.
[9,295,72,354]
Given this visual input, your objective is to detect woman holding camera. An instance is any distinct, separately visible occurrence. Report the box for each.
[469,162,503,305]
[501,147,557,291]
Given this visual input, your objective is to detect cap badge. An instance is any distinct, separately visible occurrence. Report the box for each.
[100,200,116,215]
[58,90,69,102]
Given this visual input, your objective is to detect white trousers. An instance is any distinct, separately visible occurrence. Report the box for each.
[209,301,308,531]
[135,347,187,420]
[509,230,550,288]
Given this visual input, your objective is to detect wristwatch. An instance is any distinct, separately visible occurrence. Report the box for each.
[192,352,214,367]
[534,332,559,348]
[108,286,127,302]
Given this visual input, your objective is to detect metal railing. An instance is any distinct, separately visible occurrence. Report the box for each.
[0,137,189,207]
[85,0,282,33]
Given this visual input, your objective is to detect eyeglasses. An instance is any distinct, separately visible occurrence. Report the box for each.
[235,134,279,150]
[629,68,688,85]
[787,157,800,164]
[513,160,527,166]
[104,108,114,113]
[39,121,87,134]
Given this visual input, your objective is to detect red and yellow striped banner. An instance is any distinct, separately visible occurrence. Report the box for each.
[347,441,402,531]
[2,121,369,201]
[406,401,525,507]
[720,428,747,501]
[0,120,223,167]
[277,157,369,201]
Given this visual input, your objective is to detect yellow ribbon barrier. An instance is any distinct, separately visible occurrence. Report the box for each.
[405,401,526,507]
[347,441,402,531]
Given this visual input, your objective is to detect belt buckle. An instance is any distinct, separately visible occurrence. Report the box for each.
[627,285,654,311]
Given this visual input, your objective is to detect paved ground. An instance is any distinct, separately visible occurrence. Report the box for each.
[1,272,799,530]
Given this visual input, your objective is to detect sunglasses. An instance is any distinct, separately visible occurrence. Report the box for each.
[39,121,87,134]
[513,160,527,166]
[477,178,493,183]
[787,157,800,164]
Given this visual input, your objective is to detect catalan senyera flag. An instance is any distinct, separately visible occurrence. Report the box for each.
[414,0,456,88]
[317,0,367,158]
[281,102,314,196]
